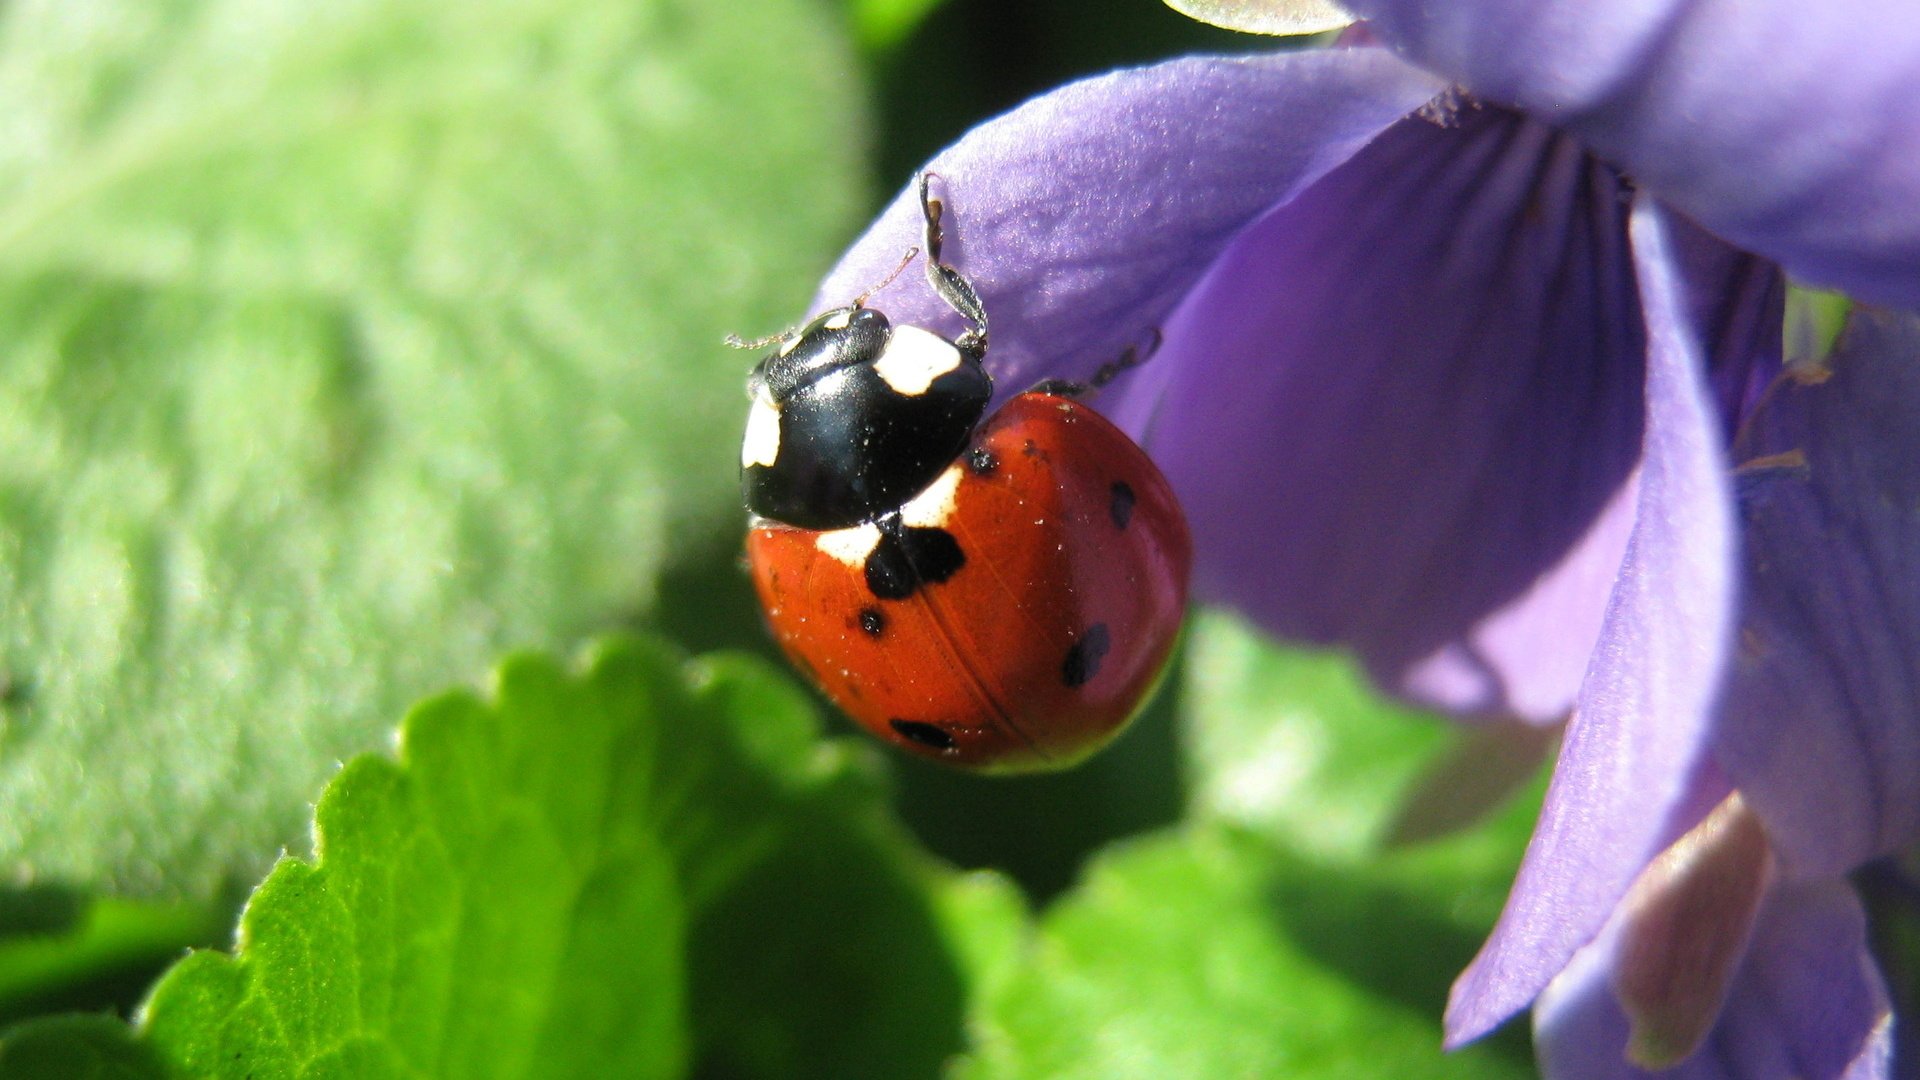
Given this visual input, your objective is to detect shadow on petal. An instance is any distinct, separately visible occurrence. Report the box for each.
[1139,105,1648,722]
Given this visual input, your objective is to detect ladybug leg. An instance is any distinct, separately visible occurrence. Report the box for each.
[919,171,989,359]
[1088,326,1163,389]
[850,244,921,309]
[1028,328,1164,400]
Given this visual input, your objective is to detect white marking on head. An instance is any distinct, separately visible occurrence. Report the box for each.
[872,325,962,396]
[741,391,782,468]
[901,464,964,528]
[816,522,883,568]
[782,308,855,357]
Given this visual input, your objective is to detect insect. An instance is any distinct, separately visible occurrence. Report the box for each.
[738,174,1190,772]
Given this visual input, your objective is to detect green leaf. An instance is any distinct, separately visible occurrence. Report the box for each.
[0,897,227,1026]
[1784,283,1854,370]
[0,0,869,897]
[681,664,972,1079]
[0,1016,157,1080]
[1,638,975,1078]
[1179,613,1546,965]
[929,870,1031,1007]
[1181,610,1544,866]
[950,828,1534,1080]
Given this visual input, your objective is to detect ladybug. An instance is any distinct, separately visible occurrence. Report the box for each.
[739,174,1190,772]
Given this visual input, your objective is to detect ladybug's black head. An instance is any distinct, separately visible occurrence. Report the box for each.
[741,306,991,531]
[753,306,891,400]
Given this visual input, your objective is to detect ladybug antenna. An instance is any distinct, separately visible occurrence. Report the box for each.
[724,327,792,351]
[728,242,926,352]
[918,171,988,358]
[852,245,921,310]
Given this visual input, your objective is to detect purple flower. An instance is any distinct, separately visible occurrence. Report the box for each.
[807,3,1919,1075]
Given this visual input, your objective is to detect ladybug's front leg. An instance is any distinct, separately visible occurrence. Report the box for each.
[1028,327,1164,401]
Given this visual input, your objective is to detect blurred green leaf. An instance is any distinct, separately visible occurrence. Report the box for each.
[1178,613,1545,970]
[0,886,87,941]
[950,827,1534,1080]
[0,1015,156,1079]
[0,897,226,1026]
[1,638,973,1078]
[0,0,869,897]
[929,869,1030,1006]
[1784,283,1853,370]
[1181,610,1543,864]
[850,0,950,51]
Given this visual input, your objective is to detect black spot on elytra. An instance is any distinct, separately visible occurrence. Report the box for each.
[865,523,965,600]
[968,447,998,475]
[891,719,957,751]
[1109,481,1136,529]
[1061,623,1112,688]
[858,607,886,636]
[1020,438,1048,462]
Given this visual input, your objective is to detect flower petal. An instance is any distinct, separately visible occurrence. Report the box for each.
[1533,879,1893,1080]
[1390,199,1787,721]
[812,49,1444,397]
[1129,103,1725,725]
[1718,309,1920,876]
[1343,0,1920,307]
[1610,794,1774,1068]
[1445,200,1740,1042]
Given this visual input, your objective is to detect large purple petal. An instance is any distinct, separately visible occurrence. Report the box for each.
[1343,0,1920,308]
[1130,102,1647,724]
[812,49,1444,398]
[1533,879,1893,1080]
[1395,210,1778,721]
[1446,200,1739,1042]
[1718,309,1920,876]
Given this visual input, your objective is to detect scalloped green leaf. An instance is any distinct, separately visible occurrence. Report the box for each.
[0,638,973,1078]
[0,0,868,898]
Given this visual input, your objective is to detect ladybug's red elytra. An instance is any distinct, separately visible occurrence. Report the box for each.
[738,174,1191,772]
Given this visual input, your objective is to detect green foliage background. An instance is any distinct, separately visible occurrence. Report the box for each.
[6,0,1890,1077]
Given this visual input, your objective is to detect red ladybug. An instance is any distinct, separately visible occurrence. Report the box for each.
[739,175,1190,772]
